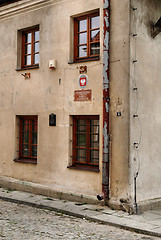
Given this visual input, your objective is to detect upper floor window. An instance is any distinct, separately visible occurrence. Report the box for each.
[21,27,39,69]
[74,12,100,62]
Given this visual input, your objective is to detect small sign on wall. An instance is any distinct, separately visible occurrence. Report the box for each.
[74,90,92,101]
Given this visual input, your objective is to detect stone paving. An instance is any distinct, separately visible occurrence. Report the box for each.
[0,187,161,239]
[0,199,160,240]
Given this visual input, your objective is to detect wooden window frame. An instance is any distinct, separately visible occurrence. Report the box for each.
[70,115,99,171]
[74,11,100,63]
[21,27,39,69]
[14,116,38,164]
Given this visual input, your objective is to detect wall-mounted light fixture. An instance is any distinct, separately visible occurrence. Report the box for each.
[152,17,161,38]
[49,113,56,126]
[49,60,57,70]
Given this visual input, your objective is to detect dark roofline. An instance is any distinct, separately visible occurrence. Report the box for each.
[0,0,21,7]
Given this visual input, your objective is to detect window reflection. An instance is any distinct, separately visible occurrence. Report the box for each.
[78,32,87,45]
[91,16,100,29]
[91,30,100,42]
[34,54,39,64]
[35,31,39,41]
[25,33,31,43]
[79,19,87,32]
[78,45,87,57]
[90,42,100,56]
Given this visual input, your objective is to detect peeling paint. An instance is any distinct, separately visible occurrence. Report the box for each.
[104,31,109,50]
[103,122,109,154]
[104,0,109,9]
[102,0,110,199]
[105,102,109,113]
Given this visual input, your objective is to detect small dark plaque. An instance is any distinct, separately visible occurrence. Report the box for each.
[49,113,56,126]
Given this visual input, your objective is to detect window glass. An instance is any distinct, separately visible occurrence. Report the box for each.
[34,53,39,64]
[77,149,86,163]
[91,16,100,29]
[35,31,39,41]
[91,30,100,42]
[25,33,31,43]
[79,19,87,32]
[78,45,87,58]
[34,42,39,53]
[78,32,87,45]
[22,145,29,157]
[25,55,31,65]
[25,44,31,54]
[32,146,37,158]
[90,42,100,56]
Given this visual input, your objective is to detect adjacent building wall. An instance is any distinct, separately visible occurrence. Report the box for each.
[130,0,161,205]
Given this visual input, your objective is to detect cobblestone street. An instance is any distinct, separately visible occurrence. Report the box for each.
[0,200,160,240]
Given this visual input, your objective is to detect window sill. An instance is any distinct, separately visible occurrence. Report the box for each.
[67,165,99,172]
[68,57,100,64]
[16,65,39,71]
[13,158,37,164]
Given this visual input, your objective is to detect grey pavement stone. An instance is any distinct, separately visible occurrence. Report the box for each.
[0,187,161,238]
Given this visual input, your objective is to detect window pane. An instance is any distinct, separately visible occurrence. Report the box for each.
[22,121,29,144]
[78,32,87,45]
[90,150,99,164]
[76,149,86,163]
[35,31,39,41]
[25,33,31,43]
[34,42,39,53]
[78,45,87,58]
[31,146,37,158]
[34,53,39,64]
[25,44,31,54]
[90,42,100,56]
[22,132,29,144]
[77,119,86,132]
[91,16,100,29]
[25,55,31,65]
[91,119,99,132]
[22,145,29,157]
[79,19,87,32]
[77,133,86,147]
[32,120,37,143]
[91,30,100,42]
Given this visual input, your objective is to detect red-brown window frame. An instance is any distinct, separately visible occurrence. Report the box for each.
[74,11,100,62]
[72,115,99,170]
[16,116,38,164]
[21,27,39,69]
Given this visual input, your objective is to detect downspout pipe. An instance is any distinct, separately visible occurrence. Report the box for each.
[97,0,110,201]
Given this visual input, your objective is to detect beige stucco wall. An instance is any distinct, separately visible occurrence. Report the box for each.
[109,0,130,204]
[4,0,160,211]
[130,0,161,203]
[0,0,103,197]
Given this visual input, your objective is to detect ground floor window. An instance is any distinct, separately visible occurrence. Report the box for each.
[14,115,38,164]
[70,115,99,171]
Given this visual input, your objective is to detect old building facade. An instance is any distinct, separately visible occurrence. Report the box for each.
[0,0,161,213]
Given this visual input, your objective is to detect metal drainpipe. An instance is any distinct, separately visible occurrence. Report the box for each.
[97,0,110,201]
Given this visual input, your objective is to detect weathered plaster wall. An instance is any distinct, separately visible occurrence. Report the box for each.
[0,0,103,197]
[109,0,130,204]
[130,0,161,203]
